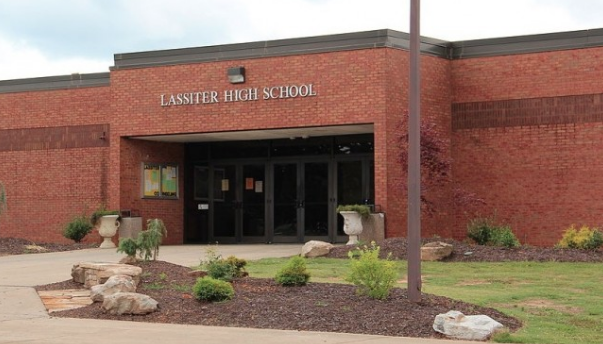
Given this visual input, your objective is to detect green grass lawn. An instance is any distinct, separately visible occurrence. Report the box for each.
[246,258,603,344]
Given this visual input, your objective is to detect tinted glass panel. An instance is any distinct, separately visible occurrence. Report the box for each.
[271,137,332,157]
[213,165,236,237]
[335,134,374,155]
[210,141,269,159]
[273,163,298,237]
[242,164,265,237]
[304,162,329,237]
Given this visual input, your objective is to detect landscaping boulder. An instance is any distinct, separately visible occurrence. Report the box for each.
[421,241,453,261]
[90,275,137,302]
[118,256,138,265]
[433,310,504,340]
[71,262,142,288]
[102,292,158,315]
[301,240,334,258]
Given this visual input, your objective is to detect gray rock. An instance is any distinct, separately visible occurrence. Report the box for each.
[301,240,334,258]
[421,242,453,261]
[102,292,158,315]
[433,310,504,340]
[90,275,137,302]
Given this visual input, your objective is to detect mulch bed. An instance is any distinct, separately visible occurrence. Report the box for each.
[37,260,521,339]
[328,237,603,263]
[0,237,96,256]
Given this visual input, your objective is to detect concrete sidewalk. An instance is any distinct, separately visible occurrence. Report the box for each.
[0,244,473,344]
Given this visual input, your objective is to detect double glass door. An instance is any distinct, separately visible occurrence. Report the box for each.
[213,164,266,243]
[194,158,370,243]
[272,162,334,243]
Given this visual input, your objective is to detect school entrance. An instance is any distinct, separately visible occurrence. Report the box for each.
[183,130,374,244]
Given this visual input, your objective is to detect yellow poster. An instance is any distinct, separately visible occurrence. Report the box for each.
[161,165,178,197]
[143,164,160,197]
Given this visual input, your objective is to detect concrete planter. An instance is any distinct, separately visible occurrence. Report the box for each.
[98,215,120,249]
[339,211,363,245]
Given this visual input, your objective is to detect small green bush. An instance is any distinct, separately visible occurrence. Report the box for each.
[0,182,6,218]
[467,216,519,248]
[63,215,94,243]
[336,204,371,218]
[203,252,248,282]
[90,207,120,226]
[346,242,397,299]
[192,277,234,302]
[117,238,138,257]
[558,225,603,250]
[275,256,310,286]
[207,259,238,281]
[490,225,520,248]
[224,256,248,276]
[467,216,496,245]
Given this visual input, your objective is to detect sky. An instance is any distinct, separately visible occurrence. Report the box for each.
[2,0,603,81]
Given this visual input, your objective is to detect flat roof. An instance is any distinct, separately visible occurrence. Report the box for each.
[3,28,603,93]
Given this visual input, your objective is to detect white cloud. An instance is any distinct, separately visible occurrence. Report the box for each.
[0,35,110,80]
[2,0,603,80]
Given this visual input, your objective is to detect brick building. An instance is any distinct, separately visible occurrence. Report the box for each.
[1,28,603,246]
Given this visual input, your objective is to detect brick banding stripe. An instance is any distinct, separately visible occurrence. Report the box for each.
[0,124,110,152]
[452,93,603,130]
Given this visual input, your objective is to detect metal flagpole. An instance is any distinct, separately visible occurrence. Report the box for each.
[407,0,422,303]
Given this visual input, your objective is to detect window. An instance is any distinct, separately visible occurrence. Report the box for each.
[143,163,178,199]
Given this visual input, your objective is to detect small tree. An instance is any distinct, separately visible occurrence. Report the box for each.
[399,118,484,215]
[137,218,167,261]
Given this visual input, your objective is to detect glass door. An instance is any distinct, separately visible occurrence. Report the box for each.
[272,163,299,242]
[336,160,366,240]
[303,162,330,241]
[241,164,266,242]
[212,165,238,243]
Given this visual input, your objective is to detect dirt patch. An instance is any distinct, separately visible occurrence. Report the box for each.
[519,299,582,315]
[456,279,492,286]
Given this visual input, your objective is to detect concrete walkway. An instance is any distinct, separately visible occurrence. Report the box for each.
[0,244,474,344]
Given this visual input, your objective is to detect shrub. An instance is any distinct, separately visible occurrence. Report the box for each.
[137,218,167,261]
[63,215,94,243]
[346,242,397,299]
[117,238,139,257]
[467,216,520,248]
[336,204,371,218]
[558,225,603,250]
[192,277,234,302]
[90,207,120,226]
[0,182,6,218]
[275,256,310,286]
[490,225,520,248]
[467,216,496,245]
[207,255,247,282]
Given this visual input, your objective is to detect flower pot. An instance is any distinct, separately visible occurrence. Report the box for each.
[339,211,363,245]
[98,215,120,249]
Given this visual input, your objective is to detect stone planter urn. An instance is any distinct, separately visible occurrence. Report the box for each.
[339,211,364,245]
[98,215,120,249]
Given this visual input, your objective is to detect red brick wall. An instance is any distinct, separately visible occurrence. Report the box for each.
[0,87,111,244]
[451,47,603,246]
[109,49,392,243]
[383,49,453,239]
[119,138,184,244]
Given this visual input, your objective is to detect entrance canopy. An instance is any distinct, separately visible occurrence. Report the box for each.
[128,124,374,143]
